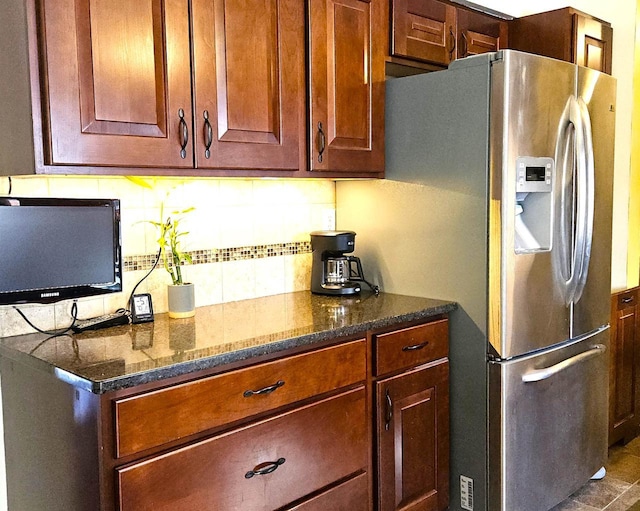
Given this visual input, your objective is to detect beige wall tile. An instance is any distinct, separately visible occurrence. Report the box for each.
[3,176,333,336]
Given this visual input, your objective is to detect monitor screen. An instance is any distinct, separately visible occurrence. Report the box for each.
[0,197,122,304]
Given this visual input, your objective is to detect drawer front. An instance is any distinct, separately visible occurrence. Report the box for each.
[115,339,366,458]
[375,319,448,376]
[117,388,367,511]
[288,471,369,511]
[617,289,638,310]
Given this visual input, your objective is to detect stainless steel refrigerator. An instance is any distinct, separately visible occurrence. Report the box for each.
[336,50,616,511]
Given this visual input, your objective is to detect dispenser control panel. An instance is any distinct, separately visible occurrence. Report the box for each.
[516,157,554,193]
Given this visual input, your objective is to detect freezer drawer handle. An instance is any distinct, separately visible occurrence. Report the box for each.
[521,344,606,383]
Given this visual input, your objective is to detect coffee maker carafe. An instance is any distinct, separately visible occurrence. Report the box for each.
[310,230,377,295]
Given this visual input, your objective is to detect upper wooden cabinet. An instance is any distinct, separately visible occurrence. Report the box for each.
[41,0,194,169]
[191,0,306,172]
[308,0,385,174]
[511,7,613,75]
[389,0,508,71]
[1,0,383,177]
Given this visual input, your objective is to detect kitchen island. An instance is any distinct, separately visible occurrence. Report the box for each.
[0,291,456,511]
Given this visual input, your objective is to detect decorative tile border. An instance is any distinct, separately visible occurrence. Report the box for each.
[123,241,312,272]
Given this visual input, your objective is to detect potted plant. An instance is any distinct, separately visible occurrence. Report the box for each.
[150,204,196,318]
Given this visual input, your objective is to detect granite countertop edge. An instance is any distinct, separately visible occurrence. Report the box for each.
[1,299,458,395]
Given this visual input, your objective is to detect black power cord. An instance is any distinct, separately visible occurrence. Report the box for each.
[12,300,79,335]
[124,247,162,313]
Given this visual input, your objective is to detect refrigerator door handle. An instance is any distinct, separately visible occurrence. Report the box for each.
[553,96,581,305]
[572,97,595,303]
[521,344,606,383]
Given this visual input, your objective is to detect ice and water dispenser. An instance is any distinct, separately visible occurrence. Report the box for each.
[514,156,554,253]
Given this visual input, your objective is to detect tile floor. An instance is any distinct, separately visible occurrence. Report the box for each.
[551,437,640,510]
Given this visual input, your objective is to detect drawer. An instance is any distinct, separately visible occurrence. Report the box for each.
[617,289,638,310]
[117,387,367,511]
[374,319,448,376]
[114,339,366,458]
[288,471,369,511]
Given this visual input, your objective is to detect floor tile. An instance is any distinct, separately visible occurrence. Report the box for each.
[604,483,640,511]
[607,450,640,484]
[569,477,631,509]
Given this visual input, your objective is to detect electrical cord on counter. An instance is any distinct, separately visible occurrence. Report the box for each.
[124,247,162,313]
[12,300,79,335]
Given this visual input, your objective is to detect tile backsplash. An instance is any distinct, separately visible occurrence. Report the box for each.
[0,176,336,337]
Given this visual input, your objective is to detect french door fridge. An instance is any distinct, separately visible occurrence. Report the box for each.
[336,50,616,511]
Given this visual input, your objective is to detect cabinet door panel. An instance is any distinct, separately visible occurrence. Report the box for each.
[309,0,384,173]
[456,9,508,59]
[575,15,612,74]
[392,0,456,66]
[609,290,640,445]
[377,361,449,511]
[42,0,192,167]
[118,388,367,511]
[192,0,305,170]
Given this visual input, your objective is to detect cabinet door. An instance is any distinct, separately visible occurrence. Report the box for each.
[41,0,193,168]
[309,0,385,174]
[456,9,508,59]
[391,0,456,66]
[574,14,613,74]
[377,361,449,511]
[191,0,306,171]
[609,290,640,445]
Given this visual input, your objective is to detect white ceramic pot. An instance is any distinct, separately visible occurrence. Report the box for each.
[167,283,195,318]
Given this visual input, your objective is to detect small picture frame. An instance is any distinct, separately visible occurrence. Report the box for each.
[130,293,154,324]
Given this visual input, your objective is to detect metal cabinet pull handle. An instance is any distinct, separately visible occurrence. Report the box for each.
[203,110,213,159]
[460,32,468,58]
[622,297,634,304]
[245,457,286,479]
[243,380,285,398]
[317,121,326,163]
[448,27,456,58]
[178,108,188,159]
[522,344,606,383]
[402,341,429,352]
[385,388,393,431]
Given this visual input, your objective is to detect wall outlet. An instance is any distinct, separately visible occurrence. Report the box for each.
[323,209,336,231]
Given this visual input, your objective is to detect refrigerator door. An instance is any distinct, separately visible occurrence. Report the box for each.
[572,67,616,337]
[487,328,609,511]
[489,51,576,359]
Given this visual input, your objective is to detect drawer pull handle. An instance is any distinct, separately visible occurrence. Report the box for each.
[245,457,286,479]
[243,380,285,398]
[385,388,393,431]
[402,341,429,352]
[622,297,634,303]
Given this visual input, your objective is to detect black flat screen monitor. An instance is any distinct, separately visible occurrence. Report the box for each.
[0,197,122,305]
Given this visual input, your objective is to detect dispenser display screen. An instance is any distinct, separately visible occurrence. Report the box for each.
[526,166,546,181]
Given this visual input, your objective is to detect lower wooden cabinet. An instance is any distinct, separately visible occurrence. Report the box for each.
[1,316,450,510]
[373,320,450,511]
[609,288,640,445]
[376,361,449,511]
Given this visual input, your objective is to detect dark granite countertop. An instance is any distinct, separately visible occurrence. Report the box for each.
[0,291,456,394]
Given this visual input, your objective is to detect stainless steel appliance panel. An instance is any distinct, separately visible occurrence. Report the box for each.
[488,328,609,511]
[489,52,576,358]
[571,67,616,337]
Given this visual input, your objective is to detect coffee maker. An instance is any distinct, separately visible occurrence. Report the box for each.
[310,230,377,295]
